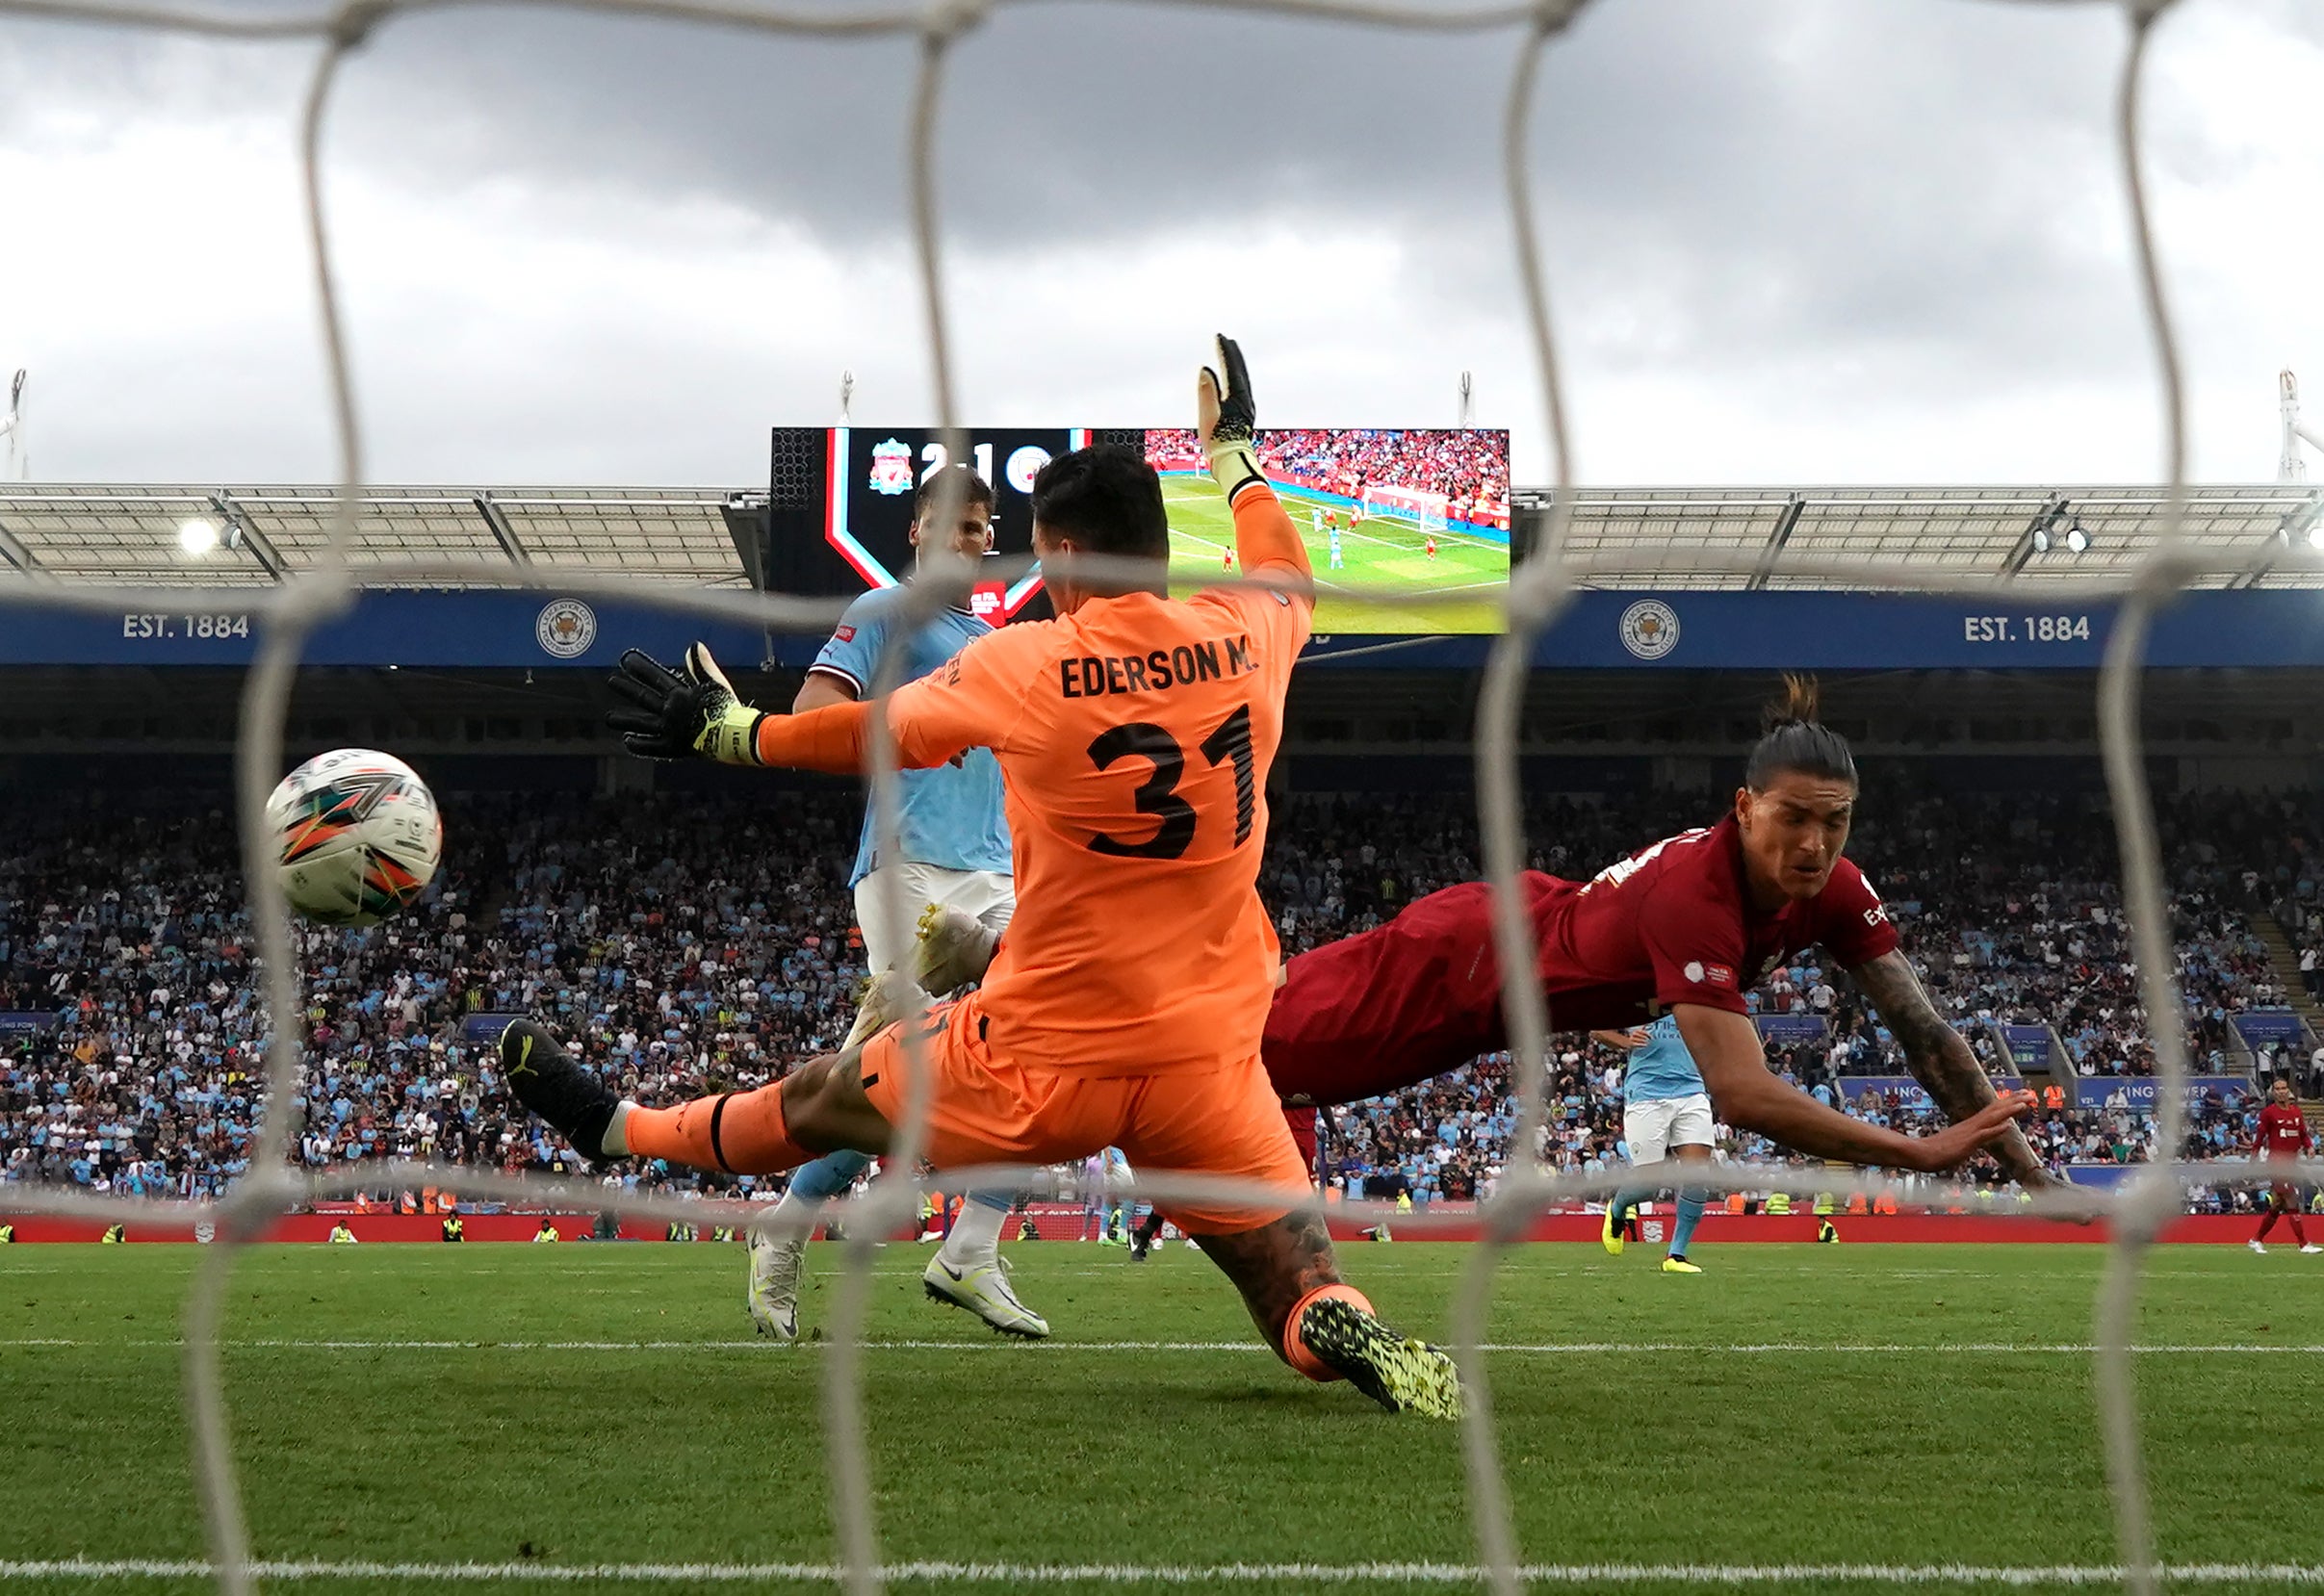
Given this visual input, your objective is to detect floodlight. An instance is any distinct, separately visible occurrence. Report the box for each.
[177,518,219,554]
[2030,528,2052,554]
[2065,523,2090,554]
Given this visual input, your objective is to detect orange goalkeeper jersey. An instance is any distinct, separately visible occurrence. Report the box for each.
[884,485,1311,1077]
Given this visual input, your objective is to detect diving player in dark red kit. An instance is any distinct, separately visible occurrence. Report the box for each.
[1259,678,2040,1178]
[2249,1078,2317,1254]
[968,678,2042,1228]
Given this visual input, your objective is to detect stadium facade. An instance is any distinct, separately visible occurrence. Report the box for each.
[3,479,2323,793]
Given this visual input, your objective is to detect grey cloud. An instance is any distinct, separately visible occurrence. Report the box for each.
[0,0,2309,484]
[322,0,2159,384]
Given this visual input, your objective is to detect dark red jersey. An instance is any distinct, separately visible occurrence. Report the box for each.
[1261,814,1898,1107]
[2258,1102,2311,1161]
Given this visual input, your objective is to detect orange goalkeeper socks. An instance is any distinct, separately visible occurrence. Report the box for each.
[1280,1283,1377,1383]
[620,1084,810,1175]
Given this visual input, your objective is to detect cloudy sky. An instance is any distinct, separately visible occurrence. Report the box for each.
[1,0,2318,487]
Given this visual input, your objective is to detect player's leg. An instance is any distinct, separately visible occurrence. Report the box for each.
[1128,1206,1167,1260]
[2255,1188,2282,1250]
[502,1018,867,1175]
[737,868,922,1338]
[747,1148,872,1338]
[1258,886,1507,1112]
[1607,1100,1671,1256]
[1194,1210,1459,1420]
[746,974,917,1333]
[521,996,1050,1338]
[745,951,921,1334]
[1659,1095,1716,1272]
[1662,1135,1714,1274]
[913,869,1037,1324]
[1128,1055,1461,1419]
[836,994,1048,1337]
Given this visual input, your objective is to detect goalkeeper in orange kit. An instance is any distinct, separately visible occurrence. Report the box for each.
[503,338,1459,1418]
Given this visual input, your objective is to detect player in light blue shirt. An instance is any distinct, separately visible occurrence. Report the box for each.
[747,466,1043,1341]
[806,595,1010,892]
[1593,1013,1716,1273]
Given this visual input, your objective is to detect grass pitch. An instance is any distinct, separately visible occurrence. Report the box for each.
[1160,475,1507,634]
[5,1242,2323,1593]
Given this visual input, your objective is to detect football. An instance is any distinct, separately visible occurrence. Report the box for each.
[264,748,443,927]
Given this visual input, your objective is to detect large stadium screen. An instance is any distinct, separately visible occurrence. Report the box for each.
[817,425,1083,623]
[788,425,1511,632]
[1146,427,1511,634]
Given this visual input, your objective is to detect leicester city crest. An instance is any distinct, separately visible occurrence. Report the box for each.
[868,437,915,497]
[1617,599,1680,661]
[534,598,599,659]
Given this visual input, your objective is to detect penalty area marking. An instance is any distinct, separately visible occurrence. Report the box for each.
[7,1560,2324,1586]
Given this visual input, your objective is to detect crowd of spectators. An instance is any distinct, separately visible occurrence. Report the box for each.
[1142,428,1511,527]
[1,782,2316,1209]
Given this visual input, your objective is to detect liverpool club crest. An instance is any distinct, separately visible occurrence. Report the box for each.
[868,437,915,497]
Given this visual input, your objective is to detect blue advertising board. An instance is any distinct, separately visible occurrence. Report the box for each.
[0,1012,60,1035]
[1836,1075,2027,1106]
[2233,1011,2311,1047]
[2073,1075,2253,1109]
[2001,1024,2054,1069]
[11,587,2324,670]
[1757,1015,1830,1044]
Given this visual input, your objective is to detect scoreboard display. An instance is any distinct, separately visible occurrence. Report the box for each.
[769,424,1512,634]
[825,426,1084,623]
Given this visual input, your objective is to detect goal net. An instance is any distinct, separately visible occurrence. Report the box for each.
[1359,482,1450,532]
[0,2,2300,1594]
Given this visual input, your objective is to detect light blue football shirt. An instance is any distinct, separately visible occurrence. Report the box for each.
[811,588,1012,886]
[1623,1013,1706,1103]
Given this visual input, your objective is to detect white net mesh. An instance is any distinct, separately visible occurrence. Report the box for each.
[0,0,2306,1590]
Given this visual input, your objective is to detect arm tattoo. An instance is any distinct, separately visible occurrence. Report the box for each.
[1849,949,2044,1181]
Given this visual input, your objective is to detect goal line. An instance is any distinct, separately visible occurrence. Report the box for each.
[6,1560,2322,1589]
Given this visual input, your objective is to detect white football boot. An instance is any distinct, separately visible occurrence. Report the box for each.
[915,902,1000,997]
[747,1223,807,1340]
[922,1253,1049,1339]
[843,969,916,1050]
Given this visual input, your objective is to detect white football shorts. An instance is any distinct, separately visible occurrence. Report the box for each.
[854,861,1015,974]
[1624,1093,1717,1165]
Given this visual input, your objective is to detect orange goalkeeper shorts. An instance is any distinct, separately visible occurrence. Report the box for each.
[856,991,1310,1235]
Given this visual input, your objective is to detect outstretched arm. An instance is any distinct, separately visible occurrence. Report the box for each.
[1673,1003,2031,1173]
[607,638,1017,775]
[1199,334,1313,594]
[1846,951,2053,1190]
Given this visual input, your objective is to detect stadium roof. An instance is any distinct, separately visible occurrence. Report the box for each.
[0,481,2318,590]
[0,485,749,587]
[1532,483,2324,590]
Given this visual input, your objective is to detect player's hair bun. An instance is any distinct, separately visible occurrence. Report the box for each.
[1746,673,1856,790]
[1763,672,1820,732]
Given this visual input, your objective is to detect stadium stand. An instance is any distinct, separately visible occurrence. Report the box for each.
[3,783,2311,1209]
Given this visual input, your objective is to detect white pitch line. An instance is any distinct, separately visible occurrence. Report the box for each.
[9,1338,2324,1354]
[5,1559,2323,1586]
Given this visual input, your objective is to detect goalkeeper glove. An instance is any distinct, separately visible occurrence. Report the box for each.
[1198,333,1265,502]
[606,642,765,764]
